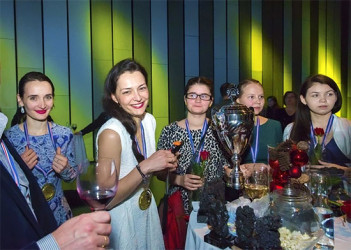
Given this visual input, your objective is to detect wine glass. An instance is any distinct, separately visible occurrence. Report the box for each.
[244,163,269,200]
[71,123,77,132]
[77,157,118,211]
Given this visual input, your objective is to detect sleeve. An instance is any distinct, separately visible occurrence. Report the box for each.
[60,131,78,182]
[283,123,293,141]
[36,234,60,250]
[157,126,172,151]
[80,112,109,136]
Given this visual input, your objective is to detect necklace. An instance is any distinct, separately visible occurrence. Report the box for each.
[134,122,152,210]
[24,121,56,201]
[185,119,208,163]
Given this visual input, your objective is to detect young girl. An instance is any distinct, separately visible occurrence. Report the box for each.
[236,79,283,164]
[96,59,177,249]
[5,72,77,225]
[283,74,351,167]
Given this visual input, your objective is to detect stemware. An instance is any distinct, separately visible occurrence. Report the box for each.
[244,163,269,200]
[77,157,118,211]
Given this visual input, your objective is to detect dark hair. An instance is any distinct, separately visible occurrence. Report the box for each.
[290,74,342,142]
[15,72,55,124]
[18,71,55,99]
[283,91,298,105]
[102,58,148,163]
[267,96,278,106]
[237,79,262,98]
[184,77,214,97]
[220,82,234,98]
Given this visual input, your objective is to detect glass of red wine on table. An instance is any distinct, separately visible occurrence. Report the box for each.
[77,157,118,211]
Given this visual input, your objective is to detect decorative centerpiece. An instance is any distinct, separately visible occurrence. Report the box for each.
[268,140,309,190]
[211,85,254,191]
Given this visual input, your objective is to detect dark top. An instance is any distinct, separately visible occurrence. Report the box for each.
[80,112,110,135]
[0,136,57,249]
[275,108,295,131]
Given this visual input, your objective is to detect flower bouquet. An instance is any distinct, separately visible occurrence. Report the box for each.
[191,150,210,201]
[268,140,309,191]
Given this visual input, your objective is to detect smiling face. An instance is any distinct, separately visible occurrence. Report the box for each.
[17,80,54,122]
[111,71,149,118]
[184,83,213,116]
[300,82,337,116]
[237,82,265,115]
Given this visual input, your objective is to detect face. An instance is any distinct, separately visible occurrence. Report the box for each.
[184,83,213,115]
[300,83,337,116]
[111,71,149,117]
[17,80,54,122]
[267,98,275,108]
[237,83,264,115]
[285,93,297,107]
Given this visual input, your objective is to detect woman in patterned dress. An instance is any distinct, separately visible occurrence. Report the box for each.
[5,72,77,226]
[157,77,227,215]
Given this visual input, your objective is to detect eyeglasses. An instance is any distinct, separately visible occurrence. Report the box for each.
[185,93,212,101]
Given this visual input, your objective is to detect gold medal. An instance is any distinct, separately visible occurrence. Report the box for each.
[139,188,152,210]
[42,183,55,201]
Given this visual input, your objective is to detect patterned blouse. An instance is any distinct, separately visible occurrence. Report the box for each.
[157,121,227,214]
[5,123,77,225]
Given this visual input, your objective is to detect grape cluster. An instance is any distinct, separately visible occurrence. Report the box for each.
[235,206,282,249]
[235,206,256,248]
[253,214,282,249]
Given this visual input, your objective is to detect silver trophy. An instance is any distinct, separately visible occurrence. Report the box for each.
[211,85,254,190]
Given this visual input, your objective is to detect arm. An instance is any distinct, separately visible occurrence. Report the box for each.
[97,129,177,209]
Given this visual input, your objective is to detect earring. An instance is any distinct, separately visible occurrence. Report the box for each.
[20,106,25,114]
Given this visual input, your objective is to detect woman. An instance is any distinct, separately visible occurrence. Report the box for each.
[276,91,298,131]
[5,72,77,226]
[96,59,177,249]
[265,95,280,120]
[283,74,351,167]
[237,79,283,165]
[157,77,227,215]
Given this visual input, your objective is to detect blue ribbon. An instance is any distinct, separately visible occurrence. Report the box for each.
[185,119,208,163]
[250,117,260,163]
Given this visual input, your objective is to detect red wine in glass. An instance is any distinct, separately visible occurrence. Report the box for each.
[77,158,118,211]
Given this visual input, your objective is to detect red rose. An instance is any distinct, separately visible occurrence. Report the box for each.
[200,150,210,162]
[314,127,325,136]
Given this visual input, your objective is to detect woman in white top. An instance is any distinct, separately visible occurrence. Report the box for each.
[96,59,177,249]
[283,74,351,167]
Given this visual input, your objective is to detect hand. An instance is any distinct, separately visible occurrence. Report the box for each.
[140,150,177,175]
[52,211,111,249]
[21,146,38,169]
[181,174,203,191]
[52,147,69,174]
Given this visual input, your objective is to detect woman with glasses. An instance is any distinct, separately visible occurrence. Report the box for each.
[157,77,227,216]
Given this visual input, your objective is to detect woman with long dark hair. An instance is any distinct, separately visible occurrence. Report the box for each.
[283,74,350,167]
[96,59,177,249]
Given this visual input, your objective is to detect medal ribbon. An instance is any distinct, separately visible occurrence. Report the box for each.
[185,119,208,163]
[0,140,20,187]
[134,122,147,160]
[23,121,56,177]
[310,114,334,151]
[250,117,260,163]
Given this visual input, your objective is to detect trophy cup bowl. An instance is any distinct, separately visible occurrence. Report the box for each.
[212,99,254,190]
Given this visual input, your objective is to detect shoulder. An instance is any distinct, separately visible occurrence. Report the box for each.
[333,115,351,127]
[264,118,281,130]
[98,118,125,135]
[52,123,72,134]
[143,113,156,127]
[283,122,294,140]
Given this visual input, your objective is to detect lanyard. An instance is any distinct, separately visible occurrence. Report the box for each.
[135,122,147,159]
[310,114,334,151]
[0,140,20,187]
[250,117,260,163]
[185,119,208,163]
[23,121,56,177]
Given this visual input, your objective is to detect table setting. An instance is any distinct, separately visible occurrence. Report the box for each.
[185,84,351,249]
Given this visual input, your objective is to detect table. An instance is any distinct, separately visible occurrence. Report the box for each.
[185,208,351,250]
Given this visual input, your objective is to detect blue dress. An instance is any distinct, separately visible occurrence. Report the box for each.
[5,123,77,226]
